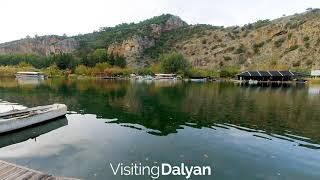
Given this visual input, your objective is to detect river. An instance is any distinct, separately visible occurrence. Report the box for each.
[0,78,319,180]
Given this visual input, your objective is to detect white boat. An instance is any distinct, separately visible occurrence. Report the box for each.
[154,73,177,80]
[15,72,46,80]
[190,78,207,82]
[0,104,67,134]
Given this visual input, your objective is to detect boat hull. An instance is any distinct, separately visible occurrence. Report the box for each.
[0,104,67,134]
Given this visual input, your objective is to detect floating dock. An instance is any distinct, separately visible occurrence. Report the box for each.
[0,160,77,180]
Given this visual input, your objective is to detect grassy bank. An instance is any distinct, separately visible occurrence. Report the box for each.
[0,64,241,79]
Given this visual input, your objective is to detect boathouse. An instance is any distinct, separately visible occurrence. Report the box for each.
[237,71,304,81]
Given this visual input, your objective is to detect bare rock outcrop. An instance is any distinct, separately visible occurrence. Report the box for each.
[107,36,155,66]
[163,15,187,31]
[0,36,78,55]
[107,16,187,66]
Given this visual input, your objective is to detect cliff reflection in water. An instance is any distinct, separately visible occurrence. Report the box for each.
[0,78,319,147]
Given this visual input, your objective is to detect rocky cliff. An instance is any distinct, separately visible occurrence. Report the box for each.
[0,35,78,56]
[106,15,187,66]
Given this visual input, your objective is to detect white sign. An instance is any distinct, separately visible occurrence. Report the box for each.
[110,162,212,179]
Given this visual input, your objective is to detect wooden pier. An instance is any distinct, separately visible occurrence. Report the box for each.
[0,160,77,180]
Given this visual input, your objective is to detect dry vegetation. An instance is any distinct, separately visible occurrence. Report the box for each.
[175,9,320,71]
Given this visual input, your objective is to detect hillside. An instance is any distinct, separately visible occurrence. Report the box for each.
[1,10,320,71]
[0,35,78,55]
[175,9,320,71]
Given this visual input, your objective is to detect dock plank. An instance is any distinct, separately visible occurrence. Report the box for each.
[0,160,79,180]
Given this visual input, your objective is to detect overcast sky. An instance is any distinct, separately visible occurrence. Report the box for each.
[1,0,319,43]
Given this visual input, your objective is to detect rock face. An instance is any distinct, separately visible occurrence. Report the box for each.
[107,36,155,66]
[163,15,187,31]
[0,36,78,55]
[107,15,187,66]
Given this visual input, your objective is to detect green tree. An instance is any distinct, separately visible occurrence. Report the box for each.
[84,49,108,67]
[92,49,108,63]
[54,53,77,70]
[114,55,127,68]
[108,53,115,66]
[160,52,190,74]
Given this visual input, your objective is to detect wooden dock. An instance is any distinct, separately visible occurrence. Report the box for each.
[0,160,78,180]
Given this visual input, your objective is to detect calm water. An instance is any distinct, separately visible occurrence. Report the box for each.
[0,78,319,180]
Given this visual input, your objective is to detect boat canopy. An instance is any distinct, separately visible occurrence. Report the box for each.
[155,74,177,77]
[16,72,43,75]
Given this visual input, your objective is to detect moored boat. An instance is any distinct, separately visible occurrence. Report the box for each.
[15,71,47,79]
[154,73,178,80]
[0,104,67,134]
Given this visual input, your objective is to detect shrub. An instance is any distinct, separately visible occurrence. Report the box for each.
[104,67,132,77]
[252,42,265,53]
[306,59,313,66]
[292,61,301,67]
[187,68,207,78]
[253,19,271,29]
[219,67,239,78]
[135,68,153,75]
[238,55,246,65]
[303,36,310,42]
[150,63,161,73]
[0,66,18,77]
[43,65,64,77]
[284,45,299,53]
[274,37,286,48]
[75,65,92,76]
[234,44,246,54]
[285,21,300,29]
[0,54,54,68]
[114,55,127,68]
[223,56,232,61]
[201,39,207,44]
[85,49,108,67]
[95,62,111,71]
[316,38,320,46]
[305,42,310,49]
[159,52,190,74]
[54,53,77,70]
[17,61,33,68]
[270,59,277,66]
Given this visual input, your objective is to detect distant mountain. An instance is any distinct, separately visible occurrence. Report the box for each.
[1,10,320,70]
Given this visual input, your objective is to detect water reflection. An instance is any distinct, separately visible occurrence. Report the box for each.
[0,78,319,148]
[308,84,320,96]
[0,117,68,148]
[0,78,320,180]
[17,78,44,86]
